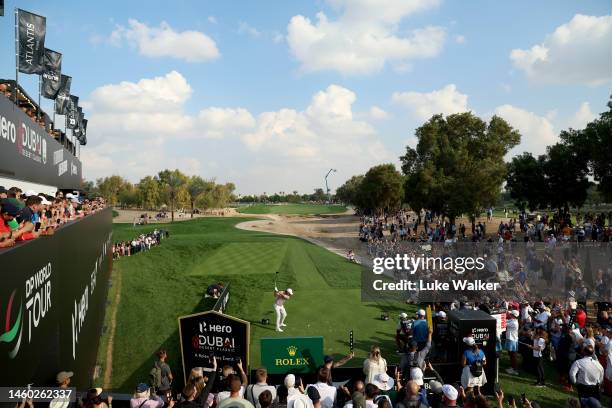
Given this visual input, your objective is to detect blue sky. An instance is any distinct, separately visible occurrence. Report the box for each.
[1,0,610,194]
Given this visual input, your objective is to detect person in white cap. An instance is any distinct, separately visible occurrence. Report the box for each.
[412,309,429,350]
[396,312,413,352]
[460,337,487,391]
[273,287,293,332]
[441,384,458,407]
[505,310,520,375]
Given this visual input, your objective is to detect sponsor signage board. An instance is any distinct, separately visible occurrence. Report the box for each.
[178,311,250,383]
[0,209,112,388]
[0,94,81,189]
[260,336,324,374]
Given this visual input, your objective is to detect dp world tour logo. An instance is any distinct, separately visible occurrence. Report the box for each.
[0,290,24,359]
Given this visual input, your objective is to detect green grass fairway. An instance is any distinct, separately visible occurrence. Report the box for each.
[238,203,347,215]
[97,218,577,406]
[99,217,403,392]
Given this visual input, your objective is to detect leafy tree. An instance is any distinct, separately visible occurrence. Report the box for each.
[186,176,208,217]
[312,188,326,202]
[560,96,612,201]
[401,113,520,225]
[81,180,96,198]
[96,175,133,206]
[137,176,160,210]
[118,187,138,208]
[543,143,590,213]
[506,153,546,212]
[336,175,364,207]
[158,169,187,222]
[358,164,404,214]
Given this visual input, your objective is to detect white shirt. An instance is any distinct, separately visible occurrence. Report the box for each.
[534,311,550,328]
[570,357,604,385]
[532,338,545,357]
[217,386,245,404]
[505,319,519,342]
[306,382,336,408]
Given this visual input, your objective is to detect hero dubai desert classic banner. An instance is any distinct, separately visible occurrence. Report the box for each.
[178,311,250,383]
[0,94,82,189]
[361,241,612,303]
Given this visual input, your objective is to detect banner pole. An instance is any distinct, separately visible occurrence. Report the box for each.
[38,75,42,120]
[14,8,18,105]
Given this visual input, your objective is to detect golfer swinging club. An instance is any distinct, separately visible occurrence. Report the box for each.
[273,285,293,332]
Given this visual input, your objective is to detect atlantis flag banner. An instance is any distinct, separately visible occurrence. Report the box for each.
[41,49,62,99]
[54,75,72,115]
[18,9,46,74]
[66,96,79,129]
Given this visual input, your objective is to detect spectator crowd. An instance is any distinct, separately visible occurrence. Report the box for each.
[113,229,168,259]
[1,185,106,249]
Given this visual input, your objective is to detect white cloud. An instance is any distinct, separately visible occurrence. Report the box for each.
[455,34,465,44]
[510,14,612,85]
[197,107,256,139]
[82,74,393,193]
[286,0,445,75]
[494,104,557,156]
[238,22,261,38]
[369,106,390,120]
[208,16,217,24]
[569,102,597,129]
[392,84,468,120]
[110,19,220,62]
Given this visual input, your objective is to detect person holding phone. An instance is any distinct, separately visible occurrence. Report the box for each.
[528,328,546,387]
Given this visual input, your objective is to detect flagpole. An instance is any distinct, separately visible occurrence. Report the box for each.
[14,8,18,105]
[38,75,42,120]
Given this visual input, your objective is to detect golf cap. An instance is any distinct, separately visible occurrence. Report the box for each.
[65,193,74,198]
[136,383,149,393]
[0,186,6,193]
[284,374,296,388]
[429,380,443,393]
[89,388,103,397]
[39,196,52,205]
[1,202,20,217]
[24,190,37,197]
[410,367,423,386]
[442,384,458,400]
[417,309,426,316]
[510,310,519,318]
[324,355,334,364]
[463,337,476,346]
[399,312,408,319]
[56,371,74,383]
[286,288,293,295]
[436,311,446,318]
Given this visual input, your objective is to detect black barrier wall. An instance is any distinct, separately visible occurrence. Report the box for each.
[0,93,82,189]
[0,208,112,389]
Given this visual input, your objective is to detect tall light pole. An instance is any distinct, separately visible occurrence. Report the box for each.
[325,168,337,204]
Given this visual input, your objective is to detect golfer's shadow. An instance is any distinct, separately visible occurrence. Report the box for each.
[251,310,277,331]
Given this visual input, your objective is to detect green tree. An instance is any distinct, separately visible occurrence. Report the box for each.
[187,176,208,217]
[158,169,187,222]
[335,175,364,207]
[96,175,133,206]
[312,188,326,202]
[401,113,520,225]
[137,176,160,210]
[560,96,612,201]
[543,143,590,213]
[506,153,546,212]
[358,164,404,214]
